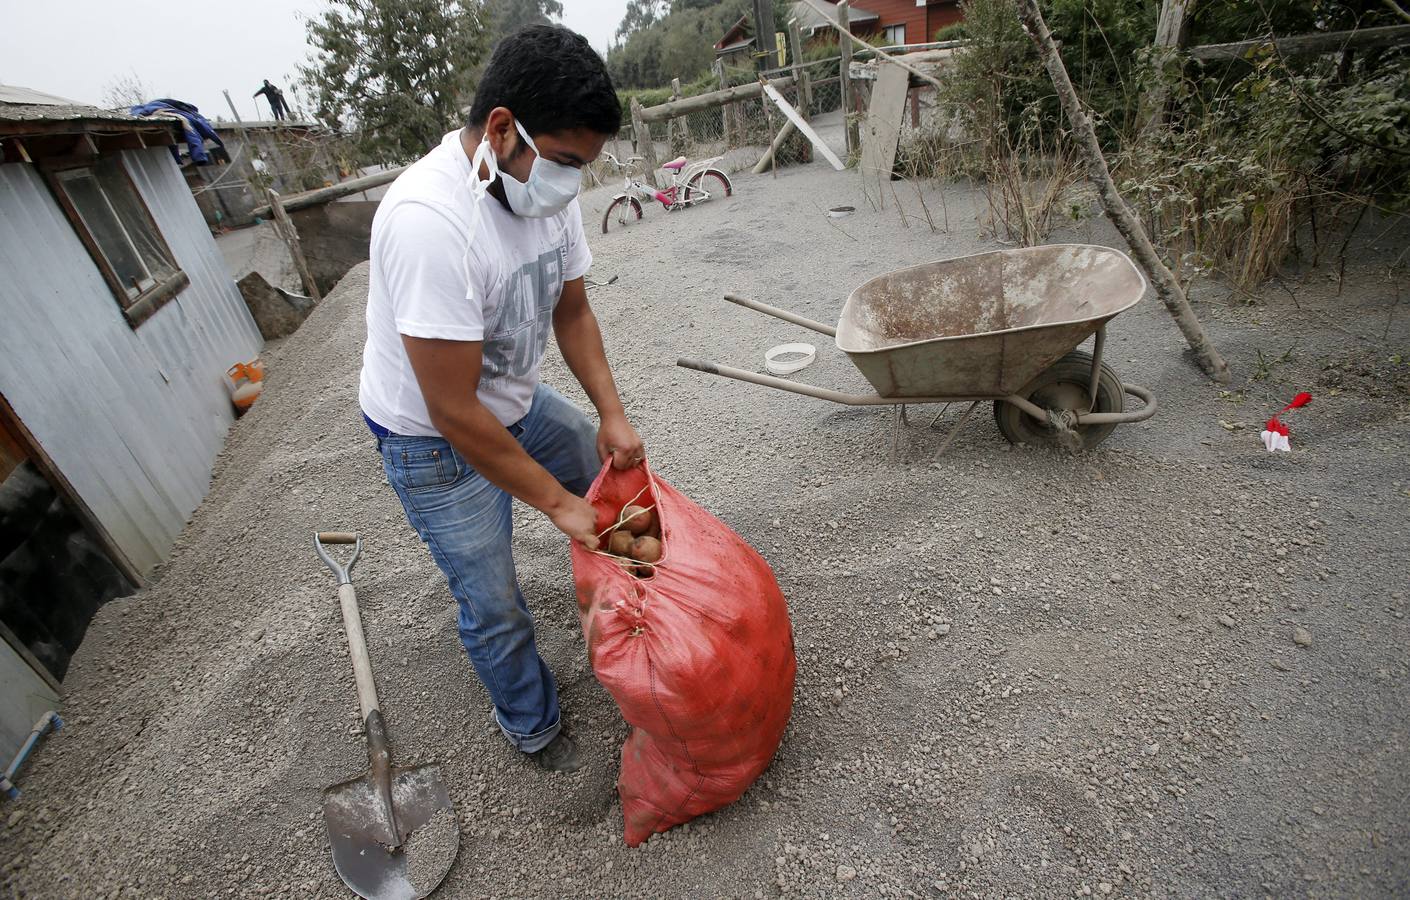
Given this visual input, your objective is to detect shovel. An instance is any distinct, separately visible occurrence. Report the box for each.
[315,531,458,900]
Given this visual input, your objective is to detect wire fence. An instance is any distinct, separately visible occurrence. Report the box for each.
[594,59,854,184]
[583,50,954,198]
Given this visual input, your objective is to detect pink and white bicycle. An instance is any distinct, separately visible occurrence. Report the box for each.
[599,152,733,233]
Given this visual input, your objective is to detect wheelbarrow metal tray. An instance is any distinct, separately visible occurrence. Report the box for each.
[836,244,1147,398]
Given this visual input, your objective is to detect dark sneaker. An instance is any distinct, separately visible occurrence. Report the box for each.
[530,732,582,773]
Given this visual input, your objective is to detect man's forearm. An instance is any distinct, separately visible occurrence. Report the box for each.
[431,400,572,515]
[554,303,625,420]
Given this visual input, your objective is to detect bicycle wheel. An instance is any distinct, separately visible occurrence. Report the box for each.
[601,196,643,233]
[684,169,732,205]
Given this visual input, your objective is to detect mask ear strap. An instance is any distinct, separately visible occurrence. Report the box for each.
[513,118,540,159]
[463,135,498,293]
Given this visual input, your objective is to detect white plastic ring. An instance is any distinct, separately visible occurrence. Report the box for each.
[765,342,817,376]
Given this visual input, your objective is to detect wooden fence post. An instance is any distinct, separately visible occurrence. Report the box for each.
[715,60,733,145]
[1015,0,1230,382]
[837,1,859,157]
[788,18,812,114]
[668,77,683,154]
[1138,0,1196,139]
[630,97,661,187]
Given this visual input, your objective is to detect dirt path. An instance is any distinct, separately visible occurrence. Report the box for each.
[2,160,1406,899]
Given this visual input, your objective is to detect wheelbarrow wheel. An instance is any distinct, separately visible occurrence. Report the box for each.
[994,350,1123,451]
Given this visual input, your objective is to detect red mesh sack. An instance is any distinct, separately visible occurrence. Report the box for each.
[571,461,796,847]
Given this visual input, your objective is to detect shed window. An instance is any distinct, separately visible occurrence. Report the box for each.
[882,24,907,46]
[49,155,187,327]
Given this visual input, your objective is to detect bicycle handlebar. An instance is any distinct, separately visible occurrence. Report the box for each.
[602,152,646,171]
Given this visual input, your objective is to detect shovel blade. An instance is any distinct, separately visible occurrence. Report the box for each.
[323,764,458,900]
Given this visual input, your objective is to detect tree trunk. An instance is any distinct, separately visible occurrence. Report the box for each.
[1014,0,1232,383]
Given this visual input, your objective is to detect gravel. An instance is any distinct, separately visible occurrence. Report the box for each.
[1,158,1407,899]
[403,806,459,895]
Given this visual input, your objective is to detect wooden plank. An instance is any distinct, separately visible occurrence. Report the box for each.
[859,60,910,203]
[1189,24,1410,61]
[0,391,144,589]
[0,411,27,482]
[248,166,407,219]
[637,77,795,122]
[761,82,845,170]
[268,190,322,302]
[752,119,798,174]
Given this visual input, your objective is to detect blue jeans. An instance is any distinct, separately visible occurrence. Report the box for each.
[375,385,599,752]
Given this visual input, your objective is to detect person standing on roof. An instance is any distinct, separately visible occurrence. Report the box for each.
[358,26,643,773]
[253,79,287,120]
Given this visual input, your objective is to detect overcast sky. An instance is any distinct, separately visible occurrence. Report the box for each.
[0,0,627,122]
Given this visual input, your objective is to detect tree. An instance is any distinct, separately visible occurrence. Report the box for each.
[485,0,563,43]
[299,0,485,164]
[617,0,670,40]
[102,70,154,111]
[609,0,749,88]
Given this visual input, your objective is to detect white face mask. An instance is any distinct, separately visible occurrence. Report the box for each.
[496,119,581,218]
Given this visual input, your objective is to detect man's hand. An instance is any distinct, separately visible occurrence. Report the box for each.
[548,492,601,550]
[598,413,645,470]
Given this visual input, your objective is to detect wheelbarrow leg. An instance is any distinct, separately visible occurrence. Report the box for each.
[890,405,907,463]
[933,401,981,459]
[1088,326,1123,413]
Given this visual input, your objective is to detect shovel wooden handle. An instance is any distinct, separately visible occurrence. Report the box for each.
[337,583,381,723]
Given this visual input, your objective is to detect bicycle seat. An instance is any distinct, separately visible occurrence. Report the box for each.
[661,156,688,171]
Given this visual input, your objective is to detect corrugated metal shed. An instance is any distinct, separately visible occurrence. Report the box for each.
[0,146,263,572]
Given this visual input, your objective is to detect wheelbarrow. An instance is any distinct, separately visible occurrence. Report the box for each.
[678,244,1157,455]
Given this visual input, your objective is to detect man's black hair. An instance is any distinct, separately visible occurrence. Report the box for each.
[468,25,621,137]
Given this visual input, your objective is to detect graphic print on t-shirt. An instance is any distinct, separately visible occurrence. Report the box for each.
[481,246,564,392]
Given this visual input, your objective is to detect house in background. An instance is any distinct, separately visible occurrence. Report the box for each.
[714,15,758,69]
[185,119,341,230]
[790,0,881,44]
[848,0,964,46]
[0,85,263,761]
[723,0,964,58]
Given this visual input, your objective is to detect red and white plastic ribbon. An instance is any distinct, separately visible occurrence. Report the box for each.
[1261,392,1311,452]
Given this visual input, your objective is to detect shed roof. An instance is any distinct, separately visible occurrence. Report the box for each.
[0,86,182,141]
[0,85,181,160]
[715,14,751,51]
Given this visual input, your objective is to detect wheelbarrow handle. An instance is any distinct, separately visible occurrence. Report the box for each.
[677,357,952,406]
[723,293,837,337]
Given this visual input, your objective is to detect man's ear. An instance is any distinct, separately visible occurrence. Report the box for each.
[484,107,519,159]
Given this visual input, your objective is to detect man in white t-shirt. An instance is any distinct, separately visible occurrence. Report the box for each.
[358,26,643,772]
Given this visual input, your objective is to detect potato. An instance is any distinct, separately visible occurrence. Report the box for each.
[629,536,662,564]
[619,504,655,536]
[608,530,635,557]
